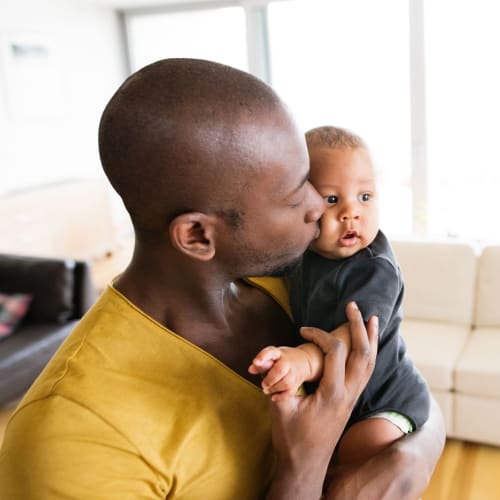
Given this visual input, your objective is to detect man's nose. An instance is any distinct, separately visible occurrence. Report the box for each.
[304,183,325,223]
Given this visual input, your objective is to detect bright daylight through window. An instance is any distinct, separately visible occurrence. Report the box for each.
[125,0,500,245]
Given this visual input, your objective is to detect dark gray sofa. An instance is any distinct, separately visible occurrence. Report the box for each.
[0,254,96,406]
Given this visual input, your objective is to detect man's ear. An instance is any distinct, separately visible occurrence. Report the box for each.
[169,212,216,261]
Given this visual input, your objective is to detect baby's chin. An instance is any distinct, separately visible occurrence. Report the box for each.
[310,242,360,260]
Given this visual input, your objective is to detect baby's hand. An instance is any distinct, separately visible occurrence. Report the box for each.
[248,345,282,376]
[249,346,311,402]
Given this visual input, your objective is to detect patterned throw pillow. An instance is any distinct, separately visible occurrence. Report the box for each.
[0,292,32,339]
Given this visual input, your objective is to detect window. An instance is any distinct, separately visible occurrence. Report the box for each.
[126,6,248,73]
[425,0,500,242]
[267,0,412,237]
[123,0,500,245]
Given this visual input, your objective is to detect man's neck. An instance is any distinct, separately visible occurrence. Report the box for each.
[114,251,296,382]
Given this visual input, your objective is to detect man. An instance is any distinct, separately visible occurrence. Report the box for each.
[0,59,444,499]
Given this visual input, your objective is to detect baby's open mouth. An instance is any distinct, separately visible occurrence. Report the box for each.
[339,231,359,247]
[342,231,357,240]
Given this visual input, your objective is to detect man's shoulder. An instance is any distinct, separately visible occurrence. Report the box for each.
[246,276,291,318]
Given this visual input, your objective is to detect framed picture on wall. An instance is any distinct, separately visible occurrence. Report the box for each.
[1,34,65,122]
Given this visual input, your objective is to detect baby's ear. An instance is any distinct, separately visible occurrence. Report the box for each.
[169,212,216,261]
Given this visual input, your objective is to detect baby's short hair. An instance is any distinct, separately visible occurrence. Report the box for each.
[305,125,367,151]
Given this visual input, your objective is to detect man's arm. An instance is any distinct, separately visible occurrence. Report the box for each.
[265,302,379,500]
[325,396,445,500]
[264,301,445,500]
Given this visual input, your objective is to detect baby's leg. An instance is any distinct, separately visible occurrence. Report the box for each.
[324,414,410,499]
[336,415,407,465]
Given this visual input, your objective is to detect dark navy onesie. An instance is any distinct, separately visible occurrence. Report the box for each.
[289,230,430,430]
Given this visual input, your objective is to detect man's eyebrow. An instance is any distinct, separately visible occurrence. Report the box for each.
[290,171,310,195]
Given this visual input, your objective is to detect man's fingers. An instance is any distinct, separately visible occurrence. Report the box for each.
[344,300,361,322]
[300,326,350,395]
[300,303,379,404]
[365,314,379,373]
[345,302,378,390]
[300,326,348,355]
[366,314,379,345]
[269,392,300,422]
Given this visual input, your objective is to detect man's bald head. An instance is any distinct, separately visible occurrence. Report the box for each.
[98,58,292,239]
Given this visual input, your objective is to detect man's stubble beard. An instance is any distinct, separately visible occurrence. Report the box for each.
[263,254,303,278]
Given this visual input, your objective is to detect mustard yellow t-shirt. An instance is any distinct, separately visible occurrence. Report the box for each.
[0,277,291,499]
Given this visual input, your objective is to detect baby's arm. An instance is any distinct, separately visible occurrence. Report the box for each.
[249,321,353,401]
[248,342,324,401]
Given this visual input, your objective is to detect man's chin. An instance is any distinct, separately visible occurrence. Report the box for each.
[263,254,303,278]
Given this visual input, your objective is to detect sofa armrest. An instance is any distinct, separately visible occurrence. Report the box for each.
[0,254,97,323]
[73,261,97,318]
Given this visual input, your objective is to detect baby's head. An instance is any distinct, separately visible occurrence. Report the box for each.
[306,126,379,260]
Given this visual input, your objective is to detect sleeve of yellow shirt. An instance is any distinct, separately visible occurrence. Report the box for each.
[0,395,169,499]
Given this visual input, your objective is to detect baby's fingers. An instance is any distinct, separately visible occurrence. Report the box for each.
[248,346,281,375]
[269,387,297,402]
[262,363,291,392]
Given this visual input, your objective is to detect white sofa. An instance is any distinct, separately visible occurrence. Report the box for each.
[391,240,500,446]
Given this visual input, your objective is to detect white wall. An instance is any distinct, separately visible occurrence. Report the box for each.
[0,0,126,195]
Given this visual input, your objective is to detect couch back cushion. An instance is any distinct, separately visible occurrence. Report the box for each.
[0,254,75,323]
[474,245,500,327]
[391,240,477,325]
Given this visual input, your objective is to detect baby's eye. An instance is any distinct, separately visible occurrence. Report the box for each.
[324,195,338,205]
[359,193,371,202]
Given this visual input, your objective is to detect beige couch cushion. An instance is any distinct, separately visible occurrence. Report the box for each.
[430,389,454,436]
[401,319,470,391]
[474,245,500,327]
[391,240,477,325]
[455,393,500,446]
[455,327,500,398]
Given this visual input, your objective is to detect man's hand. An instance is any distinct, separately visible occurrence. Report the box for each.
[265,302,379,500]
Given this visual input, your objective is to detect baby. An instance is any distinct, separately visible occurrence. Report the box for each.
[249,126,430,465]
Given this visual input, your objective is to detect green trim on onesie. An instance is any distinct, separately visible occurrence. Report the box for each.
[368,411,414,434]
